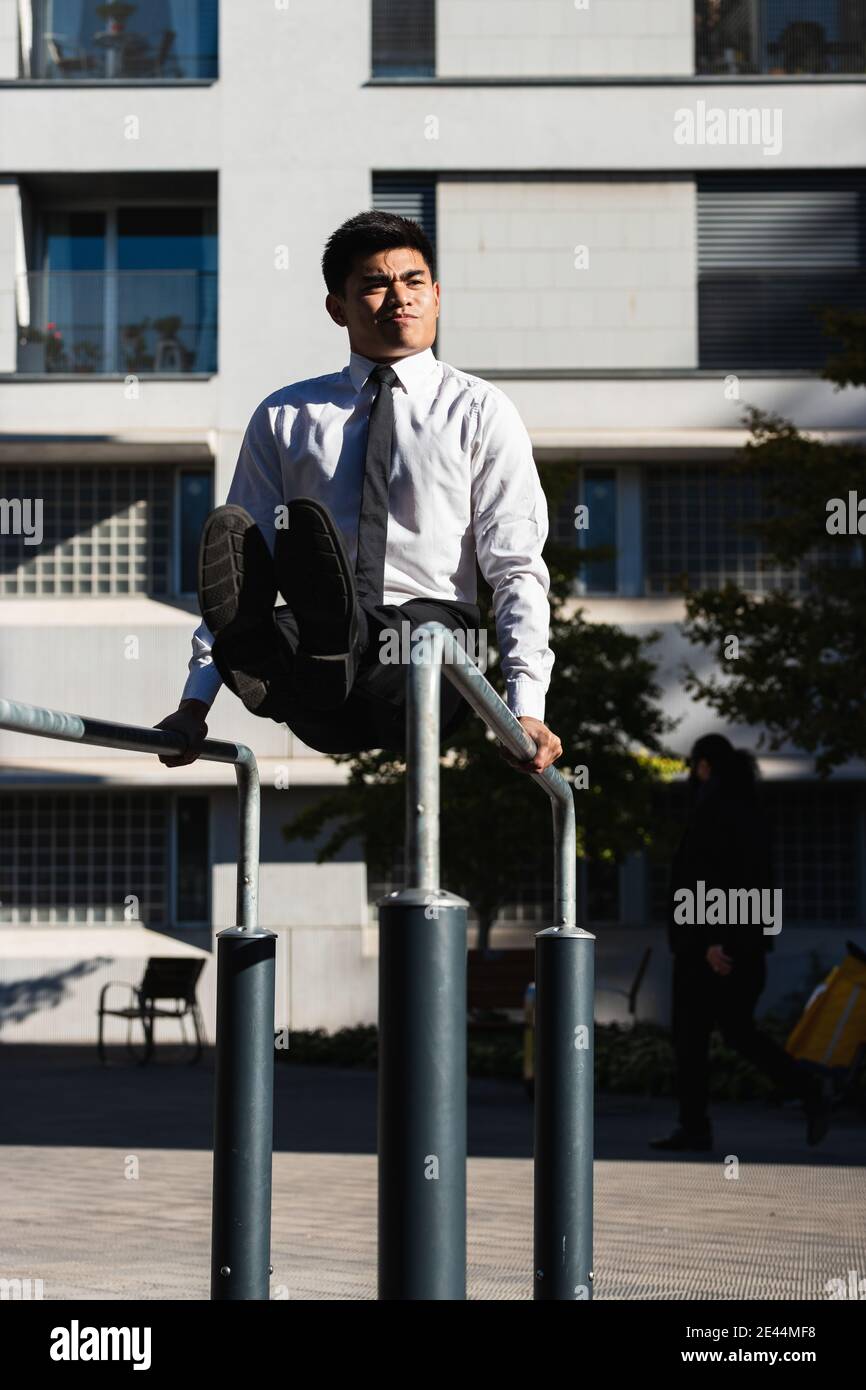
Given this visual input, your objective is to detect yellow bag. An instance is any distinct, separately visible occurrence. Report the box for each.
[786,942,866,1071]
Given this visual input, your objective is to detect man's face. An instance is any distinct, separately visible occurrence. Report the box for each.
[326,246,440,362]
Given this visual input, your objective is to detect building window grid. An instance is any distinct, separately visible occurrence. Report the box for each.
[0,791,169,925]
[644,464,816,596]
[649,783,860,924]
[0,464,175,597]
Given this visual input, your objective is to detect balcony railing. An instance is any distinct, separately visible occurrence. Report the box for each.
[20,0,218,80]
[696,1,866,75]
[16,270,217,374]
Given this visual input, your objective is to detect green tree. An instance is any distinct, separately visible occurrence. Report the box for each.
[282,459,676,946]
[680,309,866,777]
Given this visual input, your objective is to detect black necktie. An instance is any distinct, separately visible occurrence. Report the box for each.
[355,363,398,609]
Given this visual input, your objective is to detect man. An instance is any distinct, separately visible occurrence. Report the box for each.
[155,211,561,772]
[650,734,830,1151]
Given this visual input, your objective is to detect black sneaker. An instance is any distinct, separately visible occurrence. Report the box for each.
[274,498,360,710]
[198,504,283,713]
[649,1126,713,1152]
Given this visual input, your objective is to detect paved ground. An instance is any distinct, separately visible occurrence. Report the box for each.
[1,1047,864,1300]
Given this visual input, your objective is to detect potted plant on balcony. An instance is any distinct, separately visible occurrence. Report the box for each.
[120,318,153,372]
[153,314,188,372]
[71,339,102,373]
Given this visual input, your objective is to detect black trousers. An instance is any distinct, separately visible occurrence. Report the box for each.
[239,596,483,755]
[671,951,811,1131]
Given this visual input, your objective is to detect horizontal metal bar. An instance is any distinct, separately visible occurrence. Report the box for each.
[0,695,252,768]
[0,695,260,931]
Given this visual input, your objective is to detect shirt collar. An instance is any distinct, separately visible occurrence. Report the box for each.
[348,346,438,396]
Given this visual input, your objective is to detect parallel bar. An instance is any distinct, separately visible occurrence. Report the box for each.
[381,628,467,1298]
[0,694,270,1299]
[395,623,594,1302]
[405,625,444,892]
[0,696,260,930]
[210,925,276,1300]
[410,623,576,926]
[534,926,595,1301]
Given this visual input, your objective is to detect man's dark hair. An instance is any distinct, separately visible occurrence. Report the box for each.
[321,210,436,296]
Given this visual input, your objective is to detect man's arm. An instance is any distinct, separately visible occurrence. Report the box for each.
[470,388,560,773]
[159,399,286,766]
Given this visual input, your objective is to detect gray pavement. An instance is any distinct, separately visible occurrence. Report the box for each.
[1,1046,864,1300]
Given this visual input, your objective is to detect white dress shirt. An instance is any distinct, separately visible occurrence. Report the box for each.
[181,346,554,721]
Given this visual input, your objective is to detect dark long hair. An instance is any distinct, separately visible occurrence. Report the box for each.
[688,733,758,805]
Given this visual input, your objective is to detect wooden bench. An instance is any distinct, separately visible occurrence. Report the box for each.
[97,957,206,1065]
[467,949,534,1029]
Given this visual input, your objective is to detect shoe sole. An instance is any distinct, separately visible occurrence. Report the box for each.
[274,498,359,708]
[198,505,279,712]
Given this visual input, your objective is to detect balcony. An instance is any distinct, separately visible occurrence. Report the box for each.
[16,270,217,374]
[19,0,218,81]
[696,0,866,75]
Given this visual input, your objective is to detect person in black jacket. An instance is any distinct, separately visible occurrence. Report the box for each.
[650,733,831,1151]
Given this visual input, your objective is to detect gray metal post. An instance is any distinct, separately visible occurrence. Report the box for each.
[377,888,467,1300]
[210,925,276,1300]
[399,625,595,1302]
[378,628,468,1300]
[533,925,595,1300]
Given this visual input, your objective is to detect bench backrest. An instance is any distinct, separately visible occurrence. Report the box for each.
[467,949,534,1012]
[140,957,205,1004]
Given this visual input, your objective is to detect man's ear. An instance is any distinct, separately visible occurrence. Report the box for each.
[326,292,347,327]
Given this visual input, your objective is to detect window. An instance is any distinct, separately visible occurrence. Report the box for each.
[371,0,435,77]
[695,1,866,76]
[580,470,617,595]
[648,782,860,925]
[21,0,219,80]
[19,204,218,374]
[644,462,836,595]
[0,791,208,925]
[697,174,866,369]
[176,795,210,923]
[372,174,437,259]
[0,463,212,597]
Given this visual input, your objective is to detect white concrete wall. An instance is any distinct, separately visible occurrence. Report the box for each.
[438,0,694,78]
[437,178,697,369]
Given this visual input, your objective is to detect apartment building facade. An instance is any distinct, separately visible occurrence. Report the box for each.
[1,0,864,1043]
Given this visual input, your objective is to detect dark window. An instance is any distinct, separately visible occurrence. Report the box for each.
[581,470,617,594]
[24,0,219,81]
[648,782,860,925]
[372,174,437,260]
[0,791,169,923]
[176,795,209,923]
[371,0,435,77]
[0,462,211,597]
[178,469,213,594]
[697,174,866,369]
[696,0,866,76]
[643,462,842,595]
[22,204,217,375]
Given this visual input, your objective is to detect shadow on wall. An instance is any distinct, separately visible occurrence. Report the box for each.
[0,958,113,1032]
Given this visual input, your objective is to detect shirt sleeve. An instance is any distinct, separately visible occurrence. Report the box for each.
[470,388,554,723]
[180,400,285,708]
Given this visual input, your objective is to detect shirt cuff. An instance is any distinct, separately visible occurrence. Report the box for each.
[505,678,546,723]
[180,660,222,708]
